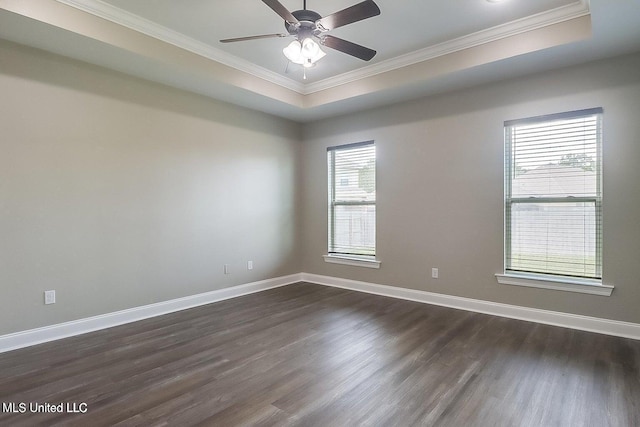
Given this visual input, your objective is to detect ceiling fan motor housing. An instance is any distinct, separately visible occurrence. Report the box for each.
[286,9,323,38]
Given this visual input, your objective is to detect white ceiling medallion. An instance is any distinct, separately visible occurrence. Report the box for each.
[55,0,590,96]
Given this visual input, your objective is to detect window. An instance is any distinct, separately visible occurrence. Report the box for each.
[327,141,376,260]
[503,108,603,282]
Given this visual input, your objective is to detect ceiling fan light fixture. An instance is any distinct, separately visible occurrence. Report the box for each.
[283,38,325,65]
[309,41,326,62]
[283,40,302,64]
[301,37,320,59]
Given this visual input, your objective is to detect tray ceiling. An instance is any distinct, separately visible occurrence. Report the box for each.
[1,0,639,122]
[99,0,578,83]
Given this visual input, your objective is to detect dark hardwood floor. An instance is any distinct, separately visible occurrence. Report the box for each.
[1,282,639,426]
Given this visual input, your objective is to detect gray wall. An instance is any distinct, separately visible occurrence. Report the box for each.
[2,38,639,337]
[301,52,640,324]
[0,41,301,335]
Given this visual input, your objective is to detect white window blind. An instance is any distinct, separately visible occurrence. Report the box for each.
[505,108,603,280]
[328,141,376,257]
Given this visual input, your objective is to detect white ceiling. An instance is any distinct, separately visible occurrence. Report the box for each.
[1,0,640,122]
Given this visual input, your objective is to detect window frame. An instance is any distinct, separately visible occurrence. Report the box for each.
[326,141,379,267]
[497,108,612,296]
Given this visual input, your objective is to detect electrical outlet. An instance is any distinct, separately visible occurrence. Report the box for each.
[247,260,253,270]
[431,268,439,279]
[224,264,230,275]
[44,290,56,305]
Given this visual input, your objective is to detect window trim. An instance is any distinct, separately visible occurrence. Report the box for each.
[500,108,611,294]
[496,273,613,296]
[323,254,381,269]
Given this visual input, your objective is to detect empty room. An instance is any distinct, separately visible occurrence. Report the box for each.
[1,0,640,425]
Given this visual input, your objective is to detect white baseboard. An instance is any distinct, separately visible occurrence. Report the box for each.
[0,273,303,354]
[301,273,640,341]
[3,271,638,354]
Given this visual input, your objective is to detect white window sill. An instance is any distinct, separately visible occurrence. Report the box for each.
[323,255,381,269]
[495,273,614,296]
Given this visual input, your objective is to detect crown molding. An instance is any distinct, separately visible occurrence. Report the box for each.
[54,0,306,93]
[303,0,591,94]
[54,0,589,97]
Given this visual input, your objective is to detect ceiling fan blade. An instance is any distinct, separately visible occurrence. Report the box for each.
[262,0,299,25]
[316,0,380,31]
[220,33,288,43]
[321,35,377,61]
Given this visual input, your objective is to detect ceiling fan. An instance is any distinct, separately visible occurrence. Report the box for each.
[220,0,381,68]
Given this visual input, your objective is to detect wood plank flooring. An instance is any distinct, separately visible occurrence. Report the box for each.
[1,282,639,426]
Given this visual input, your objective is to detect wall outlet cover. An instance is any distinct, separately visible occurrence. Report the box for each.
[44,290,56,305]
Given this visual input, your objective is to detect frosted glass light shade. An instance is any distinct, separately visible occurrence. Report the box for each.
[283,38,325,66]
